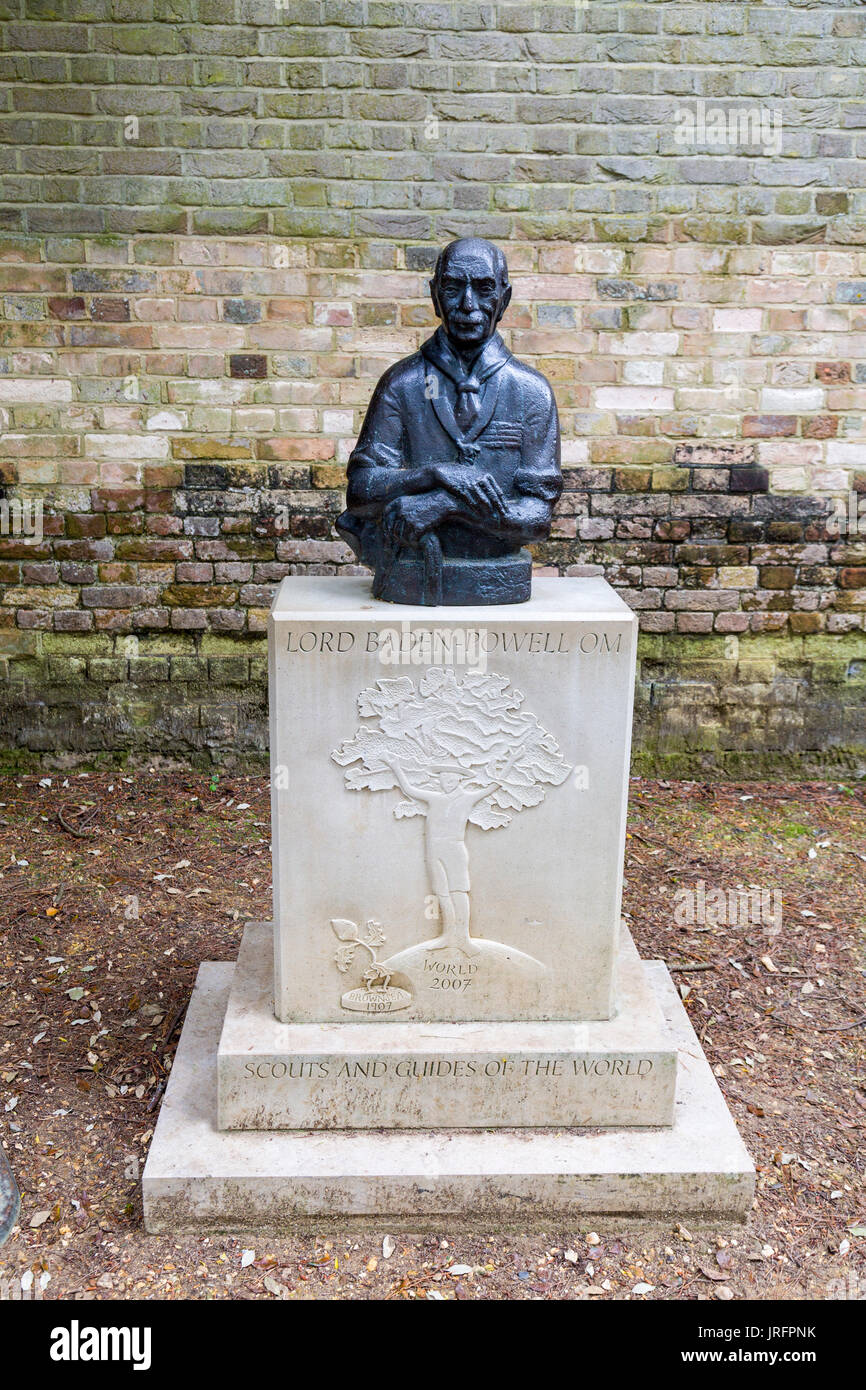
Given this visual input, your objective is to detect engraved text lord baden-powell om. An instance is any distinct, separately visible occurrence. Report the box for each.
[337,238,563,607]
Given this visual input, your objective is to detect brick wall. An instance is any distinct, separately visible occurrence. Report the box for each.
[0,2,865,774]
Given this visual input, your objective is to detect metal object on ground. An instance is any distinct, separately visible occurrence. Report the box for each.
[0,1145,20,1247]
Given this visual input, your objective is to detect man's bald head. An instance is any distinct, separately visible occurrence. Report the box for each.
[432,238,509,290]
[430,239,512,353]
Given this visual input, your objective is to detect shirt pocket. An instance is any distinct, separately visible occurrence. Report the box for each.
[482,423,524,450]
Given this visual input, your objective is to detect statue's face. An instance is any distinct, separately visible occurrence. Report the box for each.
[440,772,461,792]
[431,245,511,351]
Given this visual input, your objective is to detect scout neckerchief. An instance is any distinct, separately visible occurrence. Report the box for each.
[420,328,512,465]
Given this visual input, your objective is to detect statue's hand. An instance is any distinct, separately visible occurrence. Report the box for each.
[382,492,449,545]
[434,466,508,519]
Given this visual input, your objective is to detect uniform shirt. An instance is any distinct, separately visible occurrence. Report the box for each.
[342,328,562,561]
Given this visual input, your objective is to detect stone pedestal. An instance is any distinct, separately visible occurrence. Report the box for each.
[268,576,637,1025]
[142,576,754,1232]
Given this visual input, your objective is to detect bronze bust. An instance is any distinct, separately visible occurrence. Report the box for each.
[337,238,562,605]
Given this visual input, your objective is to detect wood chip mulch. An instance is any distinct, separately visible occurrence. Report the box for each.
[0,771,863,1301]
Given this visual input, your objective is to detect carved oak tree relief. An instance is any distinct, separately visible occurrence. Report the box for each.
[330,667,571,1001]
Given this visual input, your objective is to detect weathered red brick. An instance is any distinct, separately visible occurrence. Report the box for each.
[759,566,797,589]
[229,353,267,379]
[815,362,850,384]
[257,438,335,462]
[742,416,796,438]
[789,612,824,633]
[90,297,130,322]
[47,296,87,320]
[730,466,769,493]
[81,585,145,608]
[803,415,838,439]
[66,514,107,538]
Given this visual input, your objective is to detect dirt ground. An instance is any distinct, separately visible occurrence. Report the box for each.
[0,770,863,1301]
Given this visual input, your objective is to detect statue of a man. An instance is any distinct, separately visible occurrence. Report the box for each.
[337,238,562,605]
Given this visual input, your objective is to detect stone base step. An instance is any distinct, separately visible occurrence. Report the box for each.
[142,958,754,1233]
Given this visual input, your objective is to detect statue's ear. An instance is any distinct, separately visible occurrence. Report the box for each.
[496,282,512,322]
[429,278,441,318]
